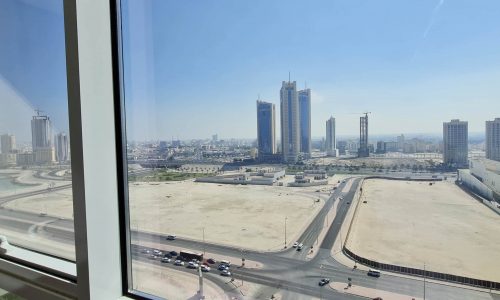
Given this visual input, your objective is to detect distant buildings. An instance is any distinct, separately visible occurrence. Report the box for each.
[298,89,311,158]
[358,114,369,157]
[0,134,16,154]
[280,81,300,163]
[256,100,276,160]
[31,112,55,164]
[443,119,468,166]
[486,118,500,162]
[55,132,69,162]
[325,117,338,157]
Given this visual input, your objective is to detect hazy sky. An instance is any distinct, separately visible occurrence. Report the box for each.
[1,0,500,142]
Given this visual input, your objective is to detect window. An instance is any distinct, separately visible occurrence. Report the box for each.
[0,0,75,263]
[117,1,500,299]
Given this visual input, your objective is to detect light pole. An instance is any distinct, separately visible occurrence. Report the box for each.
[202,227,205,256]
[423,263,426,300]
[284,216,288,249]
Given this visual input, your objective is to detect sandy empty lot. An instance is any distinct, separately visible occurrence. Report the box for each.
[129,179,328,251]
[347,179,500,281]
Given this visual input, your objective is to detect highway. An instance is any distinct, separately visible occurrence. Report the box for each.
[0,177,498,299]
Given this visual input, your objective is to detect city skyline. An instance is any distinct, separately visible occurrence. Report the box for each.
[2,0,500,142]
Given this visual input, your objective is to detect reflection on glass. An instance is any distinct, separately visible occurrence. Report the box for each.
[0,0,75,261]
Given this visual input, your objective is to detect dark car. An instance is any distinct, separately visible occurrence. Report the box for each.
[164,253,173,259]
[318,278,330,286]
[207,258,216,264]
[169,251,178,256]
[218,264,229,271]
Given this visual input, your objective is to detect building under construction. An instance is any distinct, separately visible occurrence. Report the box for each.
[358,113,369,157]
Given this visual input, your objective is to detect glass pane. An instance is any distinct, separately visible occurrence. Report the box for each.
[0,0,75,261]
[119,1,500,299]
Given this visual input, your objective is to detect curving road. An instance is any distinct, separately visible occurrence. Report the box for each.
[0,176,498,299]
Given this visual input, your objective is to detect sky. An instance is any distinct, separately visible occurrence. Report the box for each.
[1,1,500,142]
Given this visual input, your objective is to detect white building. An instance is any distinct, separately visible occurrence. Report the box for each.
[459,159,500,204]
[325,117,338,157]
[443,119,468,166]
[486,118,500,162]
[0,134,16,154]
[280,80,300,163]
[56,132,70,162]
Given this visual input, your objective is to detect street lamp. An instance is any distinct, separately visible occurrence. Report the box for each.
[284,216,288,249]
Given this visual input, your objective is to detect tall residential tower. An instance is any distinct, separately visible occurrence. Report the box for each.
[0,134,16,154]
[280,81,300,163]
[358,114,369,157]
[256,100,276,159]
[298,89,311,158]
[443,119,468,166]
[325,117,338,157]
[486,118,500,162]
[31,112,55,163]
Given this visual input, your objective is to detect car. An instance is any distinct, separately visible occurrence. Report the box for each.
[218,264,229,271]
[220,260,231,266]
[166,234,176,240]
[207,258,216,264]
[187,262,199,269]
[201,265,211,272]
[220,270,231,277]
[347,202,350,204]
[164,253,173,259]
[318,278,330,286]
[293,242,299,248]
[142,249,151,254]
[148,254,158,260]
[367,269,381,277]
[169,251,178,256]
[161,257,171,263]
[372,297,383,300]
[297,243,304,251]
[153,249,162,256]
[174,260,185,266]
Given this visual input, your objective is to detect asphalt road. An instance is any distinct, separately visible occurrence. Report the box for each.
[0,175,498,299]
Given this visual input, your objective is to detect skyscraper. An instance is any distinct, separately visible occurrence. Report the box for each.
[280,80,300,163]
[443,119,468,166]
[31,112,55,163]
[0,134,16,154]
[358,114,369,157]
[298,89,311,158]
[256,100,276,158]
[325,117,338,157]
[486,118,500,162]
[56,132,69,162]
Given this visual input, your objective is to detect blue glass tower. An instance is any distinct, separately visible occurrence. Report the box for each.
[257,100,276,157]
[298,89,311,158]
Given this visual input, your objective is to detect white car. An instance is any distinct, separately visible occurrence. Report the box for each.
[153,249,162,256]
[201,265,210,272]
[187,262,199,269]
[161,257,171,263]
[174,260,184,266]
[293,242,299,248]
[220,270,231,277]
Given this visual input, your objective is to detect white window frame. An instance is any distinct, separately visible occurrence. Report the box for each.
[0,0,126,299]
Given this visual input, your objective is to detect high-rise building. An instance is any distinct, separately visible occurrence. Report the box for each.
[397,134,405,151]
[280,80,300,163]
[486,118,500,162]
[31,113,52,150]
[298,89,311,158]
[358,114,369,157]
[31,112,55,164]
[0,134,16,154]
[443,119,468,166]
[56,132,69,162]
[325,117,338,157]
[256,100,276,157]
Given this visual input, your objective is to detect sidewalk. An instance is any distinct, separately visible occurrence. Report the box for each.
[331,282,422,300]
